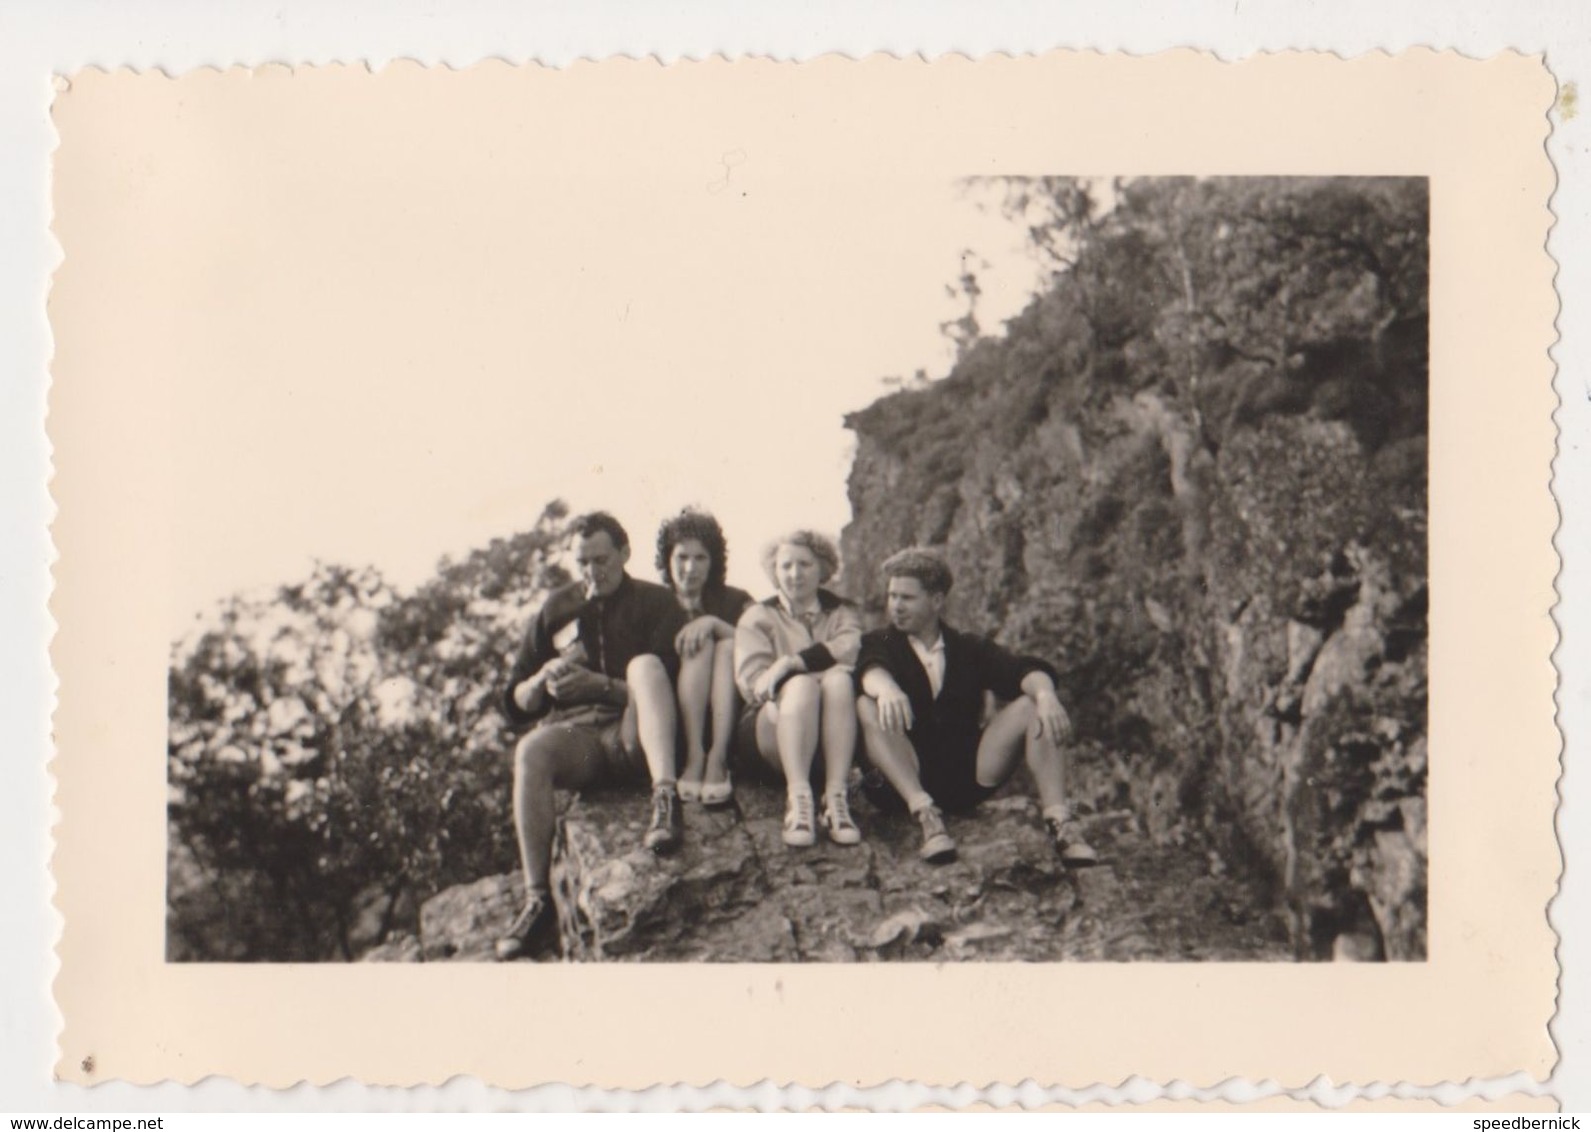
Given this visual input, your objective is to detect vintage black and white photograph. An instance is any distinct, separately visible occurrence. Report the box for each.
[48,50,1557,1089]
[160,166,1429,966]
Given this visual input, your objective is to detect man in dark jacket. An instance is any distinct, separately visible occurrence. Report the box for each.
[855,546,1097,866]
[494,511,688,960]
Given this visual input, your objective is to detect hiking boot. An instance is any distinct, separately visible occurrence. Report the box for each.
[914,804,957,863]
[782,790,817,847]
[1045,810,1099,868]
[643,783,683,854]
[494,891,557,962]
[822,792,863,846]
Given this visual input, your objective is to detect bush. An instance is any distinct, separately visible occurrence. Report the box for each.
[167,502,571,961]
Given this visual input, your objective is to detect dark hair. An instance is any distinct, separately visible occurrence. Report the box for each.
[567,511,629,551]
[881,546,954,596]
[655,509,729,591]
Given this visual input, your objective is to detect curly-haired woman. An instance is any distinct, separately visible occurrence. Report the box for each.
[655,509,754,805]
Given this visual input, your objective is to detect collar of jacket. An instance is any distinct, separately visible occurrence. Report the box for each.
[764,587,844,614]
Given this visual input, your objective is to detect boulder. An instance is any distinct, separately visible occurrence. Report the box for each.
[363,781,1291,963]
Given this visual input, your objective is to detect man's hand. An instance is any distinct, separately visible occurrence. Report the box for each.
[1030,688,1072,742]
[676,616,719,659]
[513,662,564,712]
[547,665,609,705]
[874,684,915,735]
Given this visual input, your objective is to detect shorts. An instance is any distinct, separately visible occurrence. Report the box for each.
[860,734,998,815]
[524,702,647,785]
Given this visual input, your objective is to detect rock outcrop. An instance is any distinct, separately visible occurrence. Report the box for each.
[363,781,1289,963]
[374,177,1428,966]
[840,340,1427,962]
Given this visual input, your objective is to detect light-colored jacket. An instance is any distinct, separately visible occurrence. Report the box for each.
[734,589,863,704]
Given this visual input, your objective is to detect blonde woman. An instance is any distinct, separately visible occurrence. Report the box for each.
[734,531,864,847]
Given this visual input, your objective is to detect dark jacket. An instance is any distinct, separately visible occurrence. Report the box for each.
[502,574,688,731]
[854,623,1059,758]
[682,583,755,626]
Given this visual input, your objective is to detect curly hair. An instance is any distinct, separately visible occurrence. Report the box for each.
[655,508,729,591]
[761,530,841,587]
[881,546,954,596]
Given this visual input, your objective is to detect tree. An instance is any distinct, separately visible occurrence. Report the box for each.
[966,175,1429,451]
[168,500,574,961]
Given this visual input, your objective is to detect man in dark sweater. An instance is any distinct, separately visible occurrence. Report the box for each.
[494,511,688,961]
[855,547,1098,866]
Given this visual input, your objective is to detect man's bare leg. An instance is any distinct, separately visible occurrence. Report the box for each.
[856,695,929,806]
[627,653,679,787]
[511,726,605,894]
[499,724,606,960]
[973,698,1037,797]
[628,654,684,854]
[857,694,952,860]
[976,698,1095,865]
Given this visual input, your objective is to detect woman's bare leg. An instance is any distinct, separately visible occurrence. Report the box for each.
[675,643,713,790]
[818,667,858,791]
[703,638,738,787]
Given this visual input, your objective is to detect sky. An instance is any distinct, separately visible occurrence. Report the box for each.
[58,68,1052,632]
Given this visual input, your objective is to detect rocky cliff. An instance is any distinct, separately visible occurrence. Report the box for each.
[838,178,1428,960]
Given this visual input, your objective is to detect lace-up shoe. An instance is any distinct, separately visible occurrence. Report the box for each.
[822,792,863,845]
[915,803,957,863]
[782,790,817,847]
[1045,809,1099,867]
[493,891,557,961]
[643,783,683,854]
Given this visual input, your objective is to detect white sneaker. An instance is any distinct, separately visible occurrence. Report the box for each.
[782,790,817,847]
[822,792,863,845]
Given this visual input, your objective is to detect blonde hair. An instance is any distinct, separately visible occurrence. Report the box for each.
[762,530,841,587]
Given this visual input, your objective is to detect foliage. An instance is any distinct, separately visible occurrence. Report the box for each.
[855,176,1427,471]
[842,176,1430,956]
[167,501,572,961]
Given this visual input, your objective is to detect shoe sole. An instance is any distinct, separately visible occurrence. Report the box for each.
[782,830,817,847]
[494,922,558,962]
[824,822,863,845]
[700,790,734,807]
[920,840,958,864]
[495,938,559,961]
[645,835,683,855]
